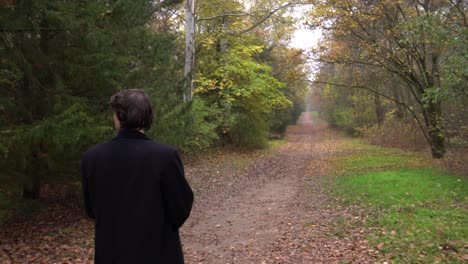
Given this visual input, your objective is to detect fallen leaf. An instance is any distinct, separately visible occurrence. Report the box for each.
[377,242,385,250]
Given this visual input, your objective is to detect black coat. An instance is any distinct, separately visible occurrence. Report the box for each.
[81,129,194,264]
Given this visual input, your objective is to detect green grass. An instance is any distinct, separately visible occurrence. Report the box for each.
[337,139,428,172]
[310,111,320,118]
[328,139,468,263]
[268,138,287,149]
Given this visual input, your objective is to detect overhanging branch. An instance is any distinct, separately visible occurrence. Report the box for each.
[197,8,276,22]
[235,2,297,34]
[197,12,252,22]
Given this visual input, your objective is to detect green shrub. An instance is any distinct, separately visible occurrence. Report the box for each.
[332,107,356,134]
[0,104,112,182]
[230,112,269,148]
[150,97,219,153]
[356,112,427,151]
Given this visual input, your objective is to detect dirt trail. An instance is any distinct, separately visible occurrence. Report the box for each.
[182,113,373,263]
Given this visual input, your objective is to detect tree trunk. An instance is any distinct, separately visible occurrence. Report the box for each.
[424,100,446,158]
[23,153,42,199]
[374,93,384,126]
[183,0,195,103]
[23,174,41,199]
[391,77,405,119]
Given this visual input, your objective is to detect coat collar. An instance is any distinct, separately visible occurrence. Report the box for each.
[114,128,150,140]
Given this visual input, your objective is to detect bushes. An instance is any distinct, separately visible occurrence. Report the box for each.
[230,112,269,148]
[0,103,112,201]
[332,107,357,134]
[357,112,427,151]
[150,97,219,153]
[195,45,291,148]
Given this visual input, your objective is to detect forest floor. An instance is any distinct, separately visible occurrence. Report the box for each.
[0,112,465,263]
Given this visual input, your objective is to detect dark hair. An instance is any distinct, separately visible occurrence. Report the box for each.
[109,89,154,130]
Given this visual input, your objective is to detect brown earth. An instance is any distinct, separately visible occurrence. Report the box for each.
[0,113,374,263]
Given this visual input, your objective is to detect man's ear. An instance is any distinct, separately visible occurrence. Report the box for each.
[113,112,121,130]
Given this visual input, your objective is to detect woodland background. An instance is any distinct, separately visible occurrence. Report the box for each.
[0,0,466,220]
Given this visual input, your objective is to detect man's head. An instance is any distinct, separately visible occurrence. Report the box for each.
[109,89,153,131]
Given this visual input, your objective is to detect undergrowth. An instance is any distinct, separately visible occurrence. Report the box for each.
[0,139,287,225]
[0,183,47,225]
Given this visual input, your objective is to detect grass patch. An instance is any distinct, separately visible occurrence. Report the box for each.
[328,139,468,263]
[268,138,287,149]
[336,139,429,173]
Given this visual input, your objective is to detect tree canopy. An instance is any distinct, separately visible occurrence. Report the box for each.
[310,0,467,158]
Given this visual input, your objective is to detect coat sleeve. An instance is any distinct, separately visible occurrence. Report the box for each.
[161,149,194,230]
[81,154,95,219]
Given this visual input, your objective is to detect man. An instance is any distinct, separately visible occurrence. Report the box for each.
[81,89,194,264]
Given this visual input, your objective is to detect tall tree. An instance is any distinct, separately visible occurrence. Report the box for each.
[310,0,467,158]
[0,0,182,199]
[184,0,195,102]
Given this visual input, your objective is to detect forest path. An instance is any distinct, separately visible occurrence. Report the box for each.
[182,113,373,263]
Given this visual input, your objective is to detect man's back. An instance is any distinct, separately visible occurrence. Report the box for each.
[81,129,193,264]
